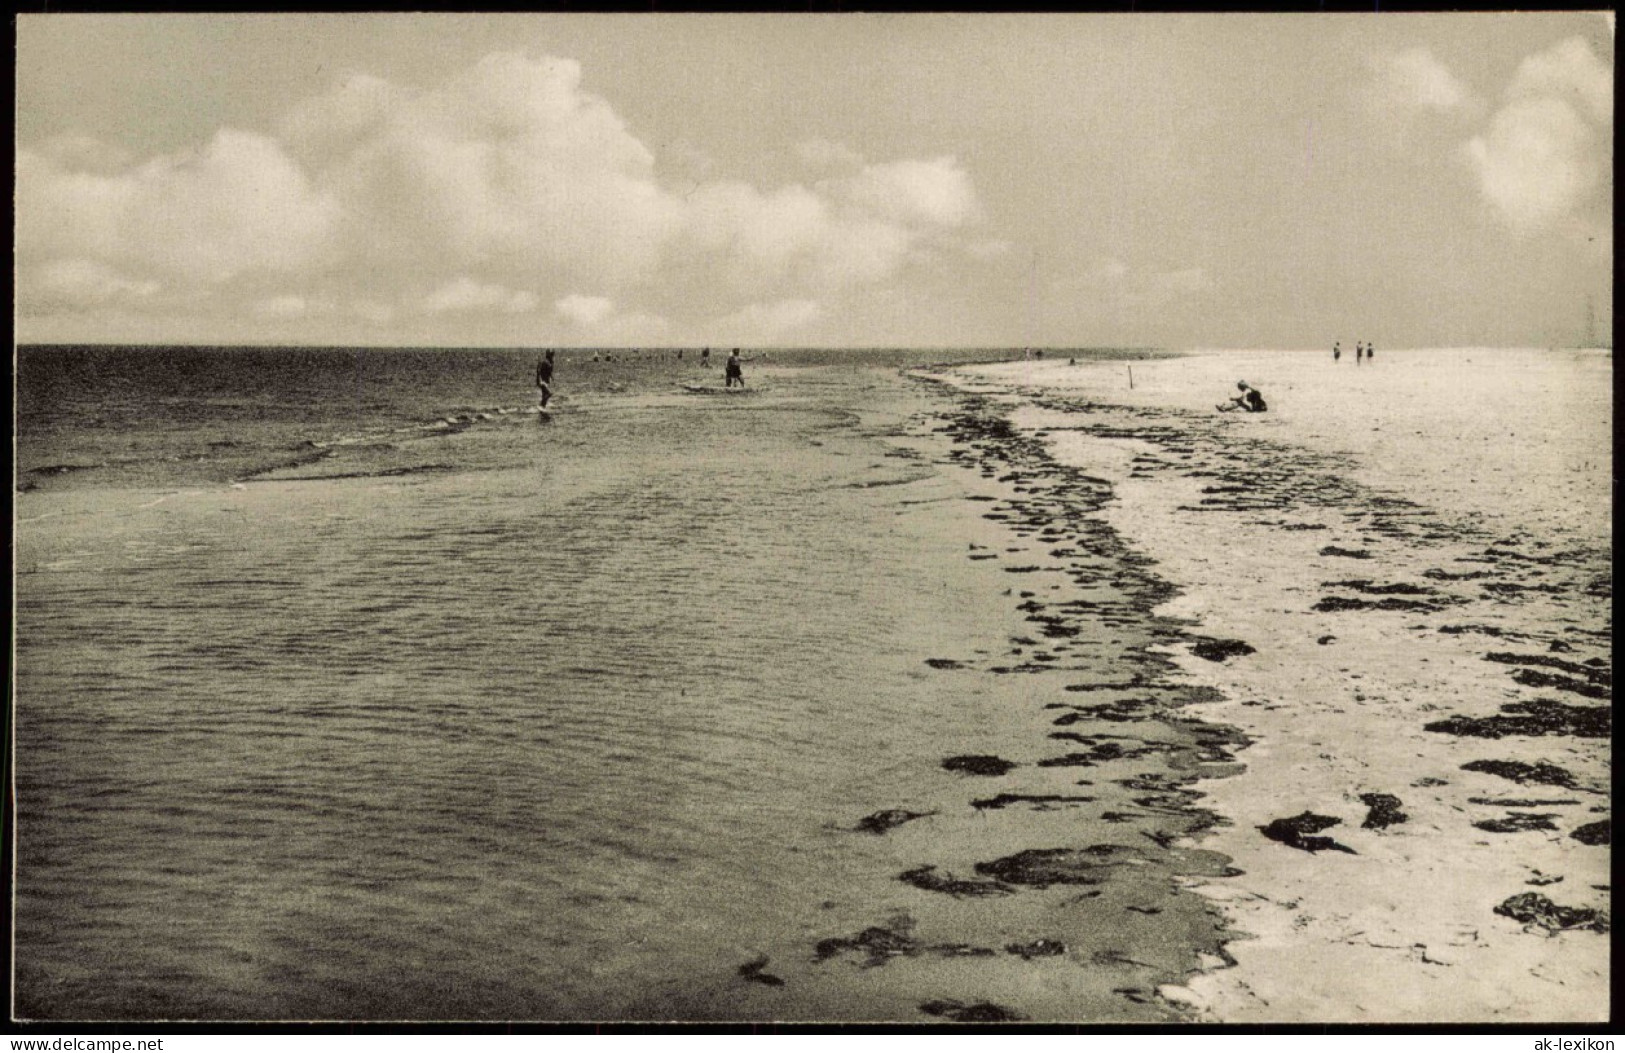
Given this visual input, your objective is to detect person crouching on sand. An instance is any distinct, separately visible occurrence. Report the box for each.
[724,349,745,388]
[536,350,556,409]
[1217,380,1267,413]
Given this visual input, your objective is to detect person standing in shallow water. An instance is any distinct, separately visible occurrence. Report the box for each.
[536,350,556,409]
[724,349,745,389]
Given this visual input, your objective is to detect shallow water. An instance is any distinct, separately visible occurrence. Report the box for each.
[15,348,1231,1021]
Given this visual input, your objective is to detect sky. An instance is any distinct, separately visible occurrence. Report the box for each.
[14,13,1615,349]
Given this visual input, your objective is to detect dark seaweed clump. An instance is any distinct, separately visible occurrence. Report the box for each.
[1005,938,1066,960]
[898,865,1014,898]
[1259,812,1356,854]
[1474,812,1559,833]
[1359,793,1407,829]
[1425,701,1610,739]
[1313,595,1447,613]
[1188,638,1256,662]
[973,845,1144,887]
[1494,893,1608,934]
[737,955,785,986]
[814,914,996,968]
[971,793,1097,811]
[942,755,1018,777]
[856,809,934,834]
[1461,759,1577,788]
[1504,669,1610,700]
[1571,820,1610,846]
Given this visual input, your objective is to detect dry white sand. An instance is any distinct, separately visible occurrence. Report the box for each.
[950,348,1611,1023]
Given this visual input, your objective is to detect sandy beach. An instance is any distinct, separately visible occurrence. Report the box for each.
[942,348,1611,1022]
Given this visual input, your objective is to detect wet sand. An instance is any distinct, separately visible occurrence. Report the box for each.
[941,349,1611,1022]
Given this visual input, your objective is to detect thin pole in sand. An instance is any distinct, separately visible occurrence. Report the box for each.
[1128,366,1134,390]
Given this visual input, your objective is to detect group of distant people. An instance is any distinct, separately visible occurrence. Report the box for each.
[1332,341,1376,363]
[537,347,749,408]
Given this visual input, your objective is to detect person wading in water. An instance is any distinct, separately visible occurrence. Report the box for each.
[536,350,556,409]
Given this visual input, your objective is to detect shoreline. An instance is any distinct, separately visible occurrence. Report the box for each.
[944,351,1610,1022]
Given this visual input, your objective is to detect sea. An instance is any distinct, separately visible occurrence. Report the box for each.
[14,345,1230,1022]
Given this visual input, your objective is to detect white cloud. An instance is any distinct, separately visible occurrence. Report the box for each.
[253,294,310,318]
[1464,37,1612,232]
[16,129,340,284]
[17,50,992,340]
[1508,35,1613,126]
[827,156,979,228]
[1369,47,1475,114]
[1464,97,1600,230]
[17,258,161,312]
[424,276,538,314]
[555,293,615,325]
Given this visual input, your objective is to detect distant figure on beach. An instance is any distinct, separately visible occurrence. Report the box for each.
[1333,341,1341,361]
[701,348,711,366]
[1355,342,1363,365]
[535,350,556,409]
[1366,343,1375,360]
[1217,380,1267,413]
[725,349,745,388]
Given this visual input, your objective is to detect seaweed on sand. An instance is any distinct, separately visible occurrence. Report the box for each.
[1494,893,1608,934]
[974,845,1147,887]
[1359,793,1408,829]
[855,809,934,834]
[1571,820,1610,846]
[898,866,1014,898]
[1474,812,1560,833]
[1425,700,1610,739]
[942,754,1018,776]
[1259,812,1357,854]
[1188,638,1256,662]
[1460,759,1578,788]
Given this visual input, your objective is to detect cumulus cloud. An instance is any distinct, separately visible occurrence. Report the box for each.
[17,258,161,312]
[17,50,990,340]
[555,293,615,325]
[1507,35,1612,125]
[424,276,538,314]
[1464,36,1612,232]
[253,294,311,318]
[18,129,341,285]
[1368,47,1476,114]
